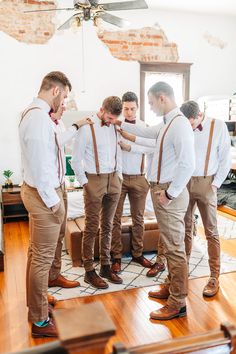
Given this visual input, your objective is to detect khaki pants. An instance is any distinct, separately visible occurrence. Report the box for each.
[83,172,121,271]
[112,175,149,259]
[21,183,65,323]
[151,182,189,309]
[184,176,220,278]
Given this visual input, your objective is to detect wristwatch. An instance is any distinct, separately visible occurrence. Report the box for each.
[165,190,174,200]
[72,123,79,130]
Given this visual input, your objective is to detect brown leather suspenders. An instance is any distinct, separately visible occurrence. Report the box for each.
[157,114,182,183]
[204,119,215,177]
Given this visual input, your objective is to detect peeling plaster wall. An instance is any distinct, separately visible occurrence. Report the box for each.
[0,8,236,183]
[0,0,56,44]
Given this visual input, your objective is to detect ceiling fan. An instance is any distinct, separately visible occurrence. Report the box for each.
[24,0,148,30]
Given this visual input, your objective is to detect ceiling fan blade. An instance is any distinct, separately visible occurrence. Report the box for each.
[88,0,100,5]
[74,0,90,6]
[100,0,148,11]
[57,14,80,30]
[99,12,130,27]
[24,7,74,13]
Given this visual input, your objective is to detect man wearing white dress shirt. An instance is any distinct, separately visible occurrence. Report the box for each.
[48,104,90,290]
[111,92,153,274]
[19,72,89,338]
[180,100,231,297]
[71,96,123,289]
[113,82,195,320]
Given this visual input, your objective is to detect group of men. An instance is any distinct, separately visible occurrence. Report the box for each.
[19,71,231,338]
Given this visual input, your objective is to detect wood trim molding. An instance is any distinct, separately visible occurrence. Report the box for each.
[139,62,192,120]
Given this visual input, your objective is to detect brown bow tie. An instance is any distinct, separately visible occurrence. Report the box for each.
[195,123,203,131]
[101,120,109,127]
[124,119,136,124]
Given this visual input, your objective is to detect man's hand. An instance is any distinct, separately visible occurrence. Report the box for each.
[119,141,131,152]
[155,190,172,206]
[120,129,136,142]
[51,202,60,213]
[76,117,94,128]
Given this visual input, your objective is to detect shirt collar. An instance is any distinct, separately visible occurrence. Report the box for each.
[163,107,181,124]
[32,97,51,114]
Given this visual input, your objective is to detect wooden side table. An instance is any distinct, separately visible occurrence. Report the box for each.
[1,185,28,223]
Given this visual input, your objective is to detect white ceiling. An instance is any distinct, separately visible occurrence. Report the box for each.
[146,0,236,16]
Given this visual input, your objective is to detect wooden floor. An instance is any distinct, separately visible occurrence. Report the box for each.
[0,216,236,354]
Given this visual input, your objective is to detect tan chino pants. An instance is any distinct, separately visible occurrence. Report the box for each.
[112,174,149,259]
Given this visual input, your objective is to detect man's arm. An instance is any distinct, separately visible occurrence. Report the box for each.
[24,113,60,208]
[167,120,195,198]
[212,122,231,188]
[71,126,89,186]
[57,118,93,147]
[114,119,160,139]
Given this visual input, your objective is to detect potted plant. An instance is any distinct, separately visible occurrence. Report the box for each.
[3,170,14,188]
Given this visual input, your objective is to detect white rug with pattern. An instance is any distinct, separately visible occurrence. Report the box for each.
[49,234,236,301]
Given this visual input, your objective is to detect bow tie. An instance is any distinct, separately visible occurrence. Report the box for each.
[101,120,109,127]
[125,119,136,124]
[195,123,203,131]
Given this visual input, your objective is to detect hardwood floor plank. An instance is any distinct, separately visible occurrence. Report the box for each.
[0,219,236,353]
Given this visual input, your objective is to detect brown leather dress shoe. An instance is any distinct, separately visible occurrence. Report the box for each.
[132,255,153,268]
[84,269,109,289]
[150,304,187,320]
[203,277,219,297]
[48,274,80,288]
[100,265,123,284]
[148,286,170,299]
[111,259,121,273]
[146,262,166,277]
[47,294,57,306]
[32,318,58,338]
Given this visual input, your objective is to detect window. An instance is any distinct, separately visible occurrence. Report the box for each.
[140,62,192,125]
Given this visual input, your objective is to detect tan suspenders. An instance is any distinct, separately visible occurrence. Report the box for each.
[157,114,182,183]
[89,124,118,175]
[20,106,64,185]
[140,154,145,175]
[204,119,215,177]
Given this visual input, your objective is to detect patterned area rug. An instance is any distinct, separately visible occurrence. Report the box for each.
[197,212,236,239]
[49,235,236,300]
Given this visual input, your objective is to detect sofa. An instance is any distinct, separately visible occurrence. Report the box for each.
[65,214,159,267]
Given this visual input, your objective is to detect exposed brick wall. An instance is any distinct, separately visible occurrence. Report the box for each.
[0,0,56,44]
[98,27,179,62]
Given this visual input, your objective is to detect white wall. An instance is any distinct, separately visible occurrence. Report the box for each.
[0,8,236,184]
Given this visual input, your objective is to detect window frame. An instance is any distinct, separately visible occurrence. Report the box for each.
[140,62,192,121]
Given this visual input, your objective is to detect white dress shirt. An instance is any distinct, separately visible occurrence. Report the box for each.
[130,136,156,180]
[193,116,231,188]
[19,98,62,208]
[71,114,122,186]
[121,107,195,198]
[121,119,148,175]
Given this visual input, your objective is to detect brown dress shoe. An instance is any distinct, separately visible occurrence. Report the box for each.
[146,262,165,277]
[132,255,153,268]
[84,270,109,289]
[32,318,58,338]
[47,294,57,306]
[148,286,170,299]
[150,304,187,320]
[203,277,219,297]
[99,265,123,284]
[111,258,121,273]
[48,274,80,288]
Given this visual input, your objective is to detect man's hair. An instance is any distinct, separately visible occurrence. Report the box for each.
[148,81,174,99]
[39,71,72,92]
[102,96,122,116]
[180,100,200,120]
[122,91,138,105]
